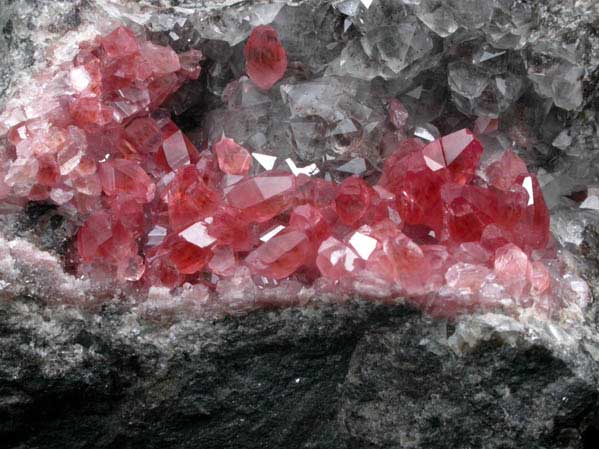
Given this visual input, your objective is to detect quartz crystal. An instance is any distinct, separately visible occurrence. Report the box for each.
[0,9,591,320]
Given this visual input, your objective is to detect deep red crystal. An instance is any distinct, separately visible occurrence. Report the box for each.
[243,26,288,91]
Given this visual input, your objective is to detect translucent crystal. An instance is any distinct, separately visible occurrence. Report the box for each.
[448,61,524,117]
[483,0,535,50]
[0,14,592,320]
[446,0,494,30]
[527,56,584,111]
[415,0,459,38]
[361,17,434,75]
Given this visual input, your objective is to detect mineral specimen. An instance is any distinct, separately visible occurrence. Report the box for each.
[0,9,591,319]
[243,25,288,90]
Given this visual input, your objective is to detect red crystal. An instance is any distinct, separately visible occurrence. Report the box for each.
[124,118,163,154]
[421,129,483,184]
[167,166,219,232]
[163,234,212,275]
[101,27,139,59]
[155,120,200,172]
[70,98,114,128]
[511,174,550,251]
[207,206,257,252]
[243,26,288,91]
[77,211,113,262]
[335,176,372,226]
[98,159,155,203]
[289,204,330,243]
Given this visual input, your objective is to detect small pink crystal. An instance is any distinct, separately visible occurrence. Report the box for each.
[213,136,251,175]
[225,172,295,222]
[494,243,530,298]
[388,99,409,130]
[101,27,140,58]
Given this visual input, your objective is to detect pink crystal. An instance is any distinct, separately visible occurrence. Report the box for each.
[209,246,237,277]
[98,159,155,203]
[335,176,372,226]
[528,261,551,295]
[473,117,499,135]
[486,150,528,190]
[494,243,530,298]
[213,136,251,175]
[245,230,311,279]
[445,263,491,294]
[289,204,330,243]
[124,118,163,154]
[140,42,181,75]
[387,98,409,130]
[316,237,360,281]
[162,130,191,170]
[101,27,140,58]
[225,172,295,222]
[167,166,219,232]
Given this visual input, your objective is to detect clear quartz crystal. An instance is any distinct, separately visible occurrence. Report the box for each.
[415,0,458,37]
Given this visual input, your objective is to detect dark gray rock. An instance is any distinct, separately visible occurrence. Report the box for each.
[1,297,599,449]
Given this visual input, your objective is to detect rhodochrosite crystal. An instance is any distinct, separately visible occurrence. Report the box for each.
[0,25,589,319]
[243,25,288,90]
[0,26,202,280]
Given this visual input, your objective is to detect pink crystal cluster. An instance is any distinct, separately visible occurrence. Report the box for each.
[0,26,589,317]
[0,27,202,278]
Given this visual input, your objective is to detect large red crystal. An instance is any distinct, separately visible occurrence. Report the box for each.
[243,26,288,91]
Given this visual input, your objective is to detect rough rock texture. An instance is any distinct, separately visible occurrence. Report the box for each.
[1,298,599,449]
[2,0,599,448]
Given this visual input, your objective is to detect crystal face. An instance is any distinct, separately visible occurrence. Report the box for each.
[0,10,591,320]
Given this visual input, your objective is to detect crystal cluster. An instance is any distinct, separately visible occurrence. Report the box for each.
[0,26,202,279]
[0,5,592,318]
